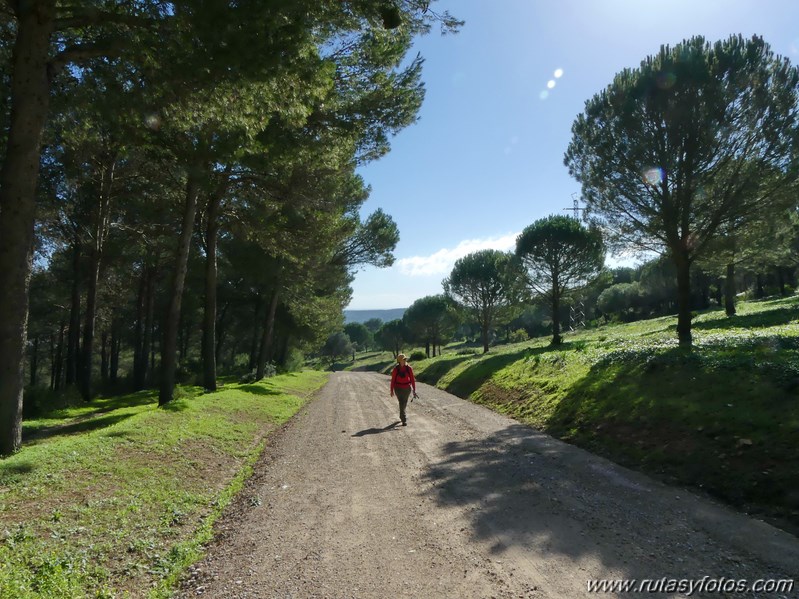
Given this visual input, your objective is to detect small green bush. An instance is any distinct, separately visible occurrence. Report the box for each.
[23,386,83,418]
[283,348,305,372]
[233,353,251,370]
[409,351,427,361]
[508,328,528,343]
[239,363,276,382]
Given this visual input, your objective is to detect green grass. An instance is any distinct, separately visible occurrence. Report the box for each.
[0,371,328,598]
[351,296,799,534]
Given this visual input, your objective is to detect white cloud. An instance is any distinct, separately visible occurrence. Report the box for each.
[397,233,519,277]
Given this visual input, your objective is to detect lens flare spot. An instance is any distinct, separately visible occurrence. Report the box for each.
[547,80,556,89]
[554,68,564,78]
[539,90,549,100]
[656,71,676,90]
[144,114,161,131]
[642,167,664,186]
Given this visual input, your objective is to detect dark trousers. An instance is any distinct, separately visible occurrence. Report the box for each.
[395,387,411,423]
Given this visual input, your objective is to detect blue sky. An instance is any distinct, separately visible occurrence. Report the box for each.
[348,0,799,310]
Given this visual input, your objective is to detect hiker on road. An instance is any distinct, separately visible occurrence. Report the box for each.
[390,354,417,426]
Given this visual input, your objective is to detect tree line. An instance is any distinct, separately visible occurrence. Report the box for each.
[0,1,462,455]
[334,209,798,362]
[328,214,605,357]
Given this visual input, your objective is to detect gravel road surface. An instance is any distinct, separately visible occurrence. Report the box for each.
[179,372,799,598]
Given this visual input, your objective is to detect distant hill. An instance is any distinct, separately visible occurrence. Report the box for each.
[344,308,406,324]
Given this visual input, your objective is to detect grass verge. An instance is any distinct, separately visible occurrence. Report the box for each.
[0,371,329,598]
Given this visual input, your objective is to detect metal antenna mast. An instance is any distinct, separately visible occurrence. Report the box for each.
[564,194,586,331]
[563,193,583,220]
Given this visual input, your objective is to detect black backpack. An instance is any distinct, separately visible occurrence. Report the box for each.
[394,364,411,382]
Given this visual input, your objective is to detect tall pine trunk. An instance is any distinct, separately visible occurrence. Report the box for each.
[674,250,693,347]
[135,266,156,389]
[277,334,290,367]
[134,265,156,390]
[54,321,65,391]
[145,278,156,386]
[777,267,786,297]
[201,185,225,391]
[756,273,765,299]
[551,295,563,345]
[256,289,280,380]
[215,302,229,368]
[133,268,146,388]
[724,262,736,317]
[80,155,115,401]
[100,330,109,384]
[159,171,202,405]
[150,333,156,386]
[0,2,55,454]
[79,234,100,399]
[49,332,56,391]
[66,235,81,386]
[178,314,190,362]
[248,294,263,371]
[110,320,120,384]
[29,336,39,387]
[551,265,563,346]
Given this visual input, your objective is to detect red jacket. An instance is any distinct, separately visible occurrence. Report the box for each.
[390,364,416,394]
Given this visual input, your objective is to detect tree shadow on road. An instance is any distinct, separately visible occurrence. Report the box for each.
[420,423,686,579]
[351,422,401,437]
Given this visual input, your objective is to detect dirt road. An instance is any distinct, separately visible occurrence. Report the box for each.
[179,372,799,598]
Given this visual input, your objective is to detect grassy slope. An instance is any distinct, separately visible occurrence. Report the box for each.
[351,297,799,535]
[0,371,328,598]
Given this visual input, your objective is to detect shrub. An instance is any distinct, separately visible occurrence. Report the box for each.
[283,348,305,372]
[508,328,528,343]
[571,340,588,352]
[238,363,276,383]
[23,386,83,418]
[233,353,251,370]
[409,351,427,361]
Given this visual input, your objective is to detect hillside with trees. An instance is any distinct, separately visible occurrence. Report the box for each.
[0,1,461,455]
[343,308,406,324]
